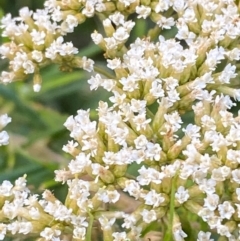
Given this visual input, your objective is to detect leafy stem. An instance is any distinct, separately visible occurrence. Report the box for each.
[94,65,116,79]
[86,210,94,241]
[163,173,178,241]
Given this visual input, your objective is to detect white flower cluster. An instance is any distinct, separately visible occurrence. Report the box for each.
[0,6,93,91]
[1,0,240,240]
[0,176,88,241]
[61,35,240,239]
[0,114,11,146]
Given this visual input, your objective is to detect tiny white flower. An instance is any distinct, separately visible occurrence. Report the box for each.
[141,209,157,223]
[197,231,213,241]
[0,223,7,240]
[113,232,129,241]
[231,169,240,184]
[31,50,43,62]
[97,189,120,203]
[136,6,151,19]
[0,131,10,146]
[98,216,116,230]
[218,201,235,220]
[204,193,219,211]
[0,114,11,129]
[73,227,86,240]
[142,190,165,207]
[173,222,187,241]
[175,186,189,204]
[30,29,46,45]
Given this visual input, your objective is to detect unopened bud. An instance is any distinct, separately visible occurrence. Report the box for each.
[184,200,202,214]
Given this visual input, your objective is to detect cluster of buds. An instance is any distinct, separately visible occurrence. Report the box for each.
[1,0,240,241]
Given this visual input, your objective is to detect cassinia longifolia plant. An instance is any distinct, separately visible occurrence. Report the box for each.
[1,0,240,240]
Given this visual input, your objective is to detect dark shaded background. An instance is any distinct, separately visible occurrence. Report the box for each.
[1,0,44,15]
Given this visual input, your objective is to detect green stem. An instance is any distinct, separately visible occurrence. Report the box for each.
[146,107,155,120]
[86,210,94,241]
[94,65,116,79]
[163,174,177,241]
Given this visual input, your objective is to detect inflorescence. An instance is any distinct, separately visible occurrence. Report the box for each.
[1,0,240,240]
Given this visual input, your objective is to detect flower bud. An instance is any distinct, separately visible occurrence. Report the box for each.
[178,93,195,111]
[42,190,58,202]
[184,200,202,215]
[141,0,151,5]
[103,19,115,37]
[102,228,114,241]
[167,135,191,160]
[161,177,172,194]
[229,182,239,194]
[127,89,141,100]
[144,93,157,105]
[147,25,161,41]
[161,133,174,152]
[75,13,86,24]
[118,122,138,146]
[188,185,204,199]
[219,36,234,48]
[91,193,103,210]
[224,221,237,233]
[217,237,228,241]
[33,72,42,92]
[116,0,139,14]
[95,135,107,163]
[103,2,116,12]
[116,177,129,189]
[215,182,224,196]
[233,204,240,221]
[152,99,168,133]
[60,0,80,10]
[71,56,83,69]
[100,169,115,184]
[150,12,161,24]
[217,86,240,102]
[114,68,128,79]
[179,67,192,85]
[112,164,127,177]
[15,32,33,49]
[66,197,79,214]
[108,134,119,153]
